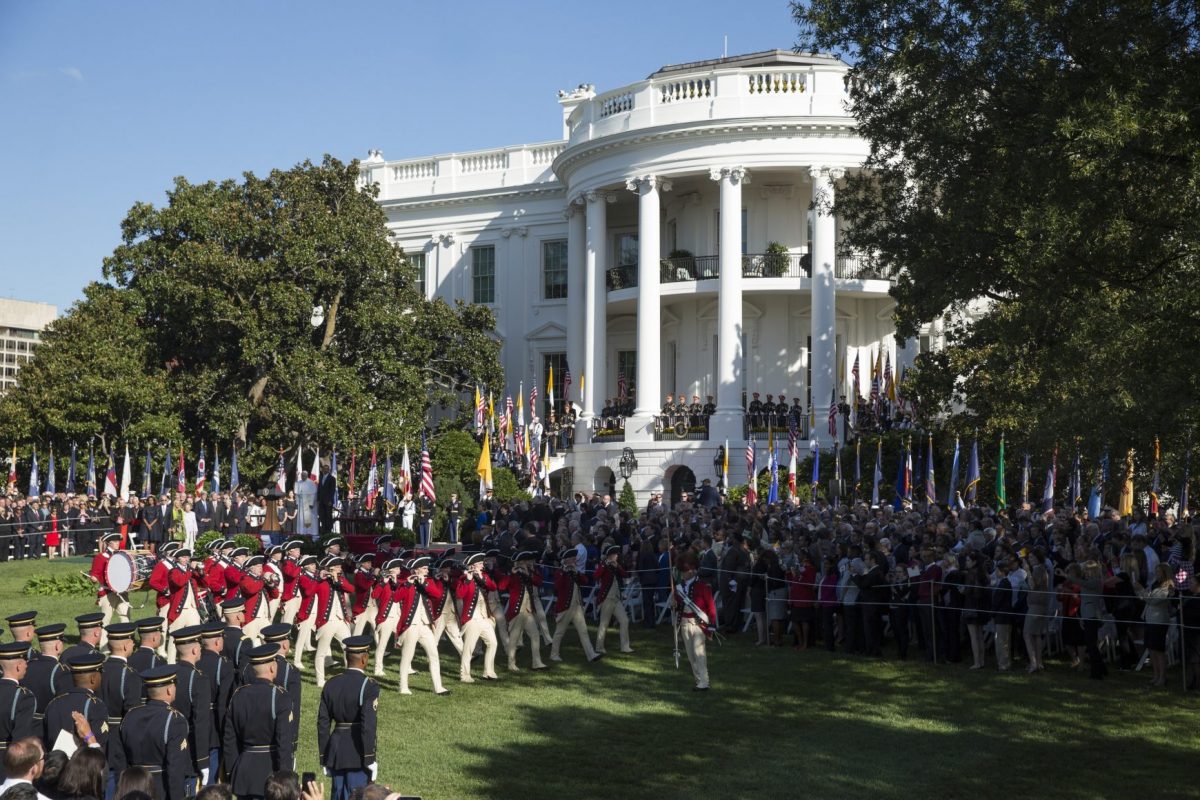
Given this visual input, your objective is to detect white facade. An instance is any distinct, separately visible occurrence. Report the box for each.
[368,50,917,502]
[0,298,57,395]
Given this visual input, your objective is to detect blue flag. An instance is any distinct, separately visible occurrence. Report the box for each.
[1088,450,1109,519]
[1041,449,1057,513]
[947,437,961,507]
[384,453,395,504]
[86,447,96,498]
[66,444,77,494]
[45,449,55,495]
[1069,451,1082,508]
[965,440,980,505]
[211,449,221,495]
[142,446,152,498]
[767,430,779,504]
[28,448,39,497]
[161,448,173,497]
[871,440,882,506]
[230,447,240,490]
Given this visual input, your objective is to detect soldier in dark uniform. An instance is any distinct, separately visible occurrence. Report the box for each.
[0,641,36,778]
[241,624,299,769]
[5,611,37,654]
[446,494,462,544]
[223,644,293,800]
[42,652,117,763]
[689,395,703,428]
[220,598,251,676]
[129,617,165,675]
[100,623,143,795]
[60,612,104,665]
[601,399,615,428]
[23,623,66,729]
[748,392,763,428]
[762,394,777,427]
[703,395,716,417]
[316,635,378,800]
[169,626,211,791]
[198,621,233,784]
[119,665,191,800]
[790,397,805,430]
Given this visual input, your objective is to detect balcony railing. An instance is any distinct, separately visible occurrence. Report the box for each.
[607,264,637,290]
[653,413,712,442]
[742,252,810,279]
[835,252,887,280]
[745,412,811,441]
[661,255,720,283]
[608,251,884,291]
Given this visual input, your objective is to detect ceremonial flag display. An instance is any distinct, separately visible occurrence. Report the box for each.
[924,435,936,506]
[365,447,379,510]
[722,438,729,492]
[419,432,436,503]
[383,453,395,505]
[1040,447,1057,513]
[211,448,221,495]
[66,443,77,495]
[767,428,779,504]
[617,372,627,401]
[745,437,757,506]
[995,434,1006,507]
[86,446,96,498]
[103,450,118,497]
[1118,449,1135,517]
[119,445,131,501]
[1020,453,1030,506]
[176,447,186,494]
[348,450,357,499]
[329,449,339,508]
[871,439,883,507]
[196,446,207,493]
[161,447,173,497]
[295,444,304,488]
[948,437,962,507]
[834,442,843,503]
[964,440,980,505]
[28,448,39,497]
[399,444,412,497]
[141,445,152,498]
[1181,449,1191,519]
[310,447,320,483]
[45,448,56,496]
[1068,450,1082,508]
[1087,450,1109,520]
[273,448,286,494]
[548,366,555,416]
[810,440,820,489]
[1149,437,1161,517]
[827,389,838,440]
[230,446,240,491]
[564,364,572,400]
[477,431,493,493]
[787,434,798,501]
[854,437,861,499]
[6,444,15,492]
[851,351,860,398]
[474,385,484,435]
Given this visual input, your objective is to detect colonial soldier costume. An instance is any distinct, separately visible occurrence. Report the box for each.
[392,556,450,696]
[165,548,204,662]
[148,543,181,635]
[43,652,118,763]
[312,556,355,688]
[222,547,250,604]
[61,612,104,665]
[672,551,717,691]
[89,533,131,638]
[430,557,465,655]
[350,554,378,637]
[203,540,228,603]
[197,621,233,783]
[369,558,405,677]
[241,624,300,768]
[24,623,66,726]
[501,550,548,672]
[239,555,279,646]
[129,617,165,675]
[483,551,512,656]
[278,540,304,626]
[0,641,36,778]
[316,636,378,800]
[454,552,499,683]
[551,549,602,663]
[223,644,293,800]
[594,545,634,655]
[119,665,191,800]
[100,623,143,790]
[169,625,211,788]
[291,555,322,670]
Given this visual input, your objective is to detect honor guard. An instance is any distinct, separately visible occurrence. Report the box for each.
[197,622,233,783]
[242,624,300,767]
[502,550,549,672]
[369,559,405,677]
[279,541,304,626]
[60,613,104,665]
[317,636,378,800]
[240,555,279,645]
[147,543,182,634]
[671,551,717,691]
[291,555,322,670]
[5,611,37,655]
[430,557,465,655]
[392,556,450,696]
[689,395,703,427]
[220,598,251,676]
[100,623,143,788]
[483,551,511,655]
[703,395,716,416]
[165,548,204,661]
[454,552,499,682]
[593,545,634,655]
[0,642,36,778]
[42,652,117,762]
[129,618,165,675]
[550,549,602,663]
[119,665,191,800]
[312,557,355,688]
[202,540,228,604]
[350,554,378,637]
[24,624,66,725]
[89,533,131,636]
[223,645,294,800]
[169,626,211,788]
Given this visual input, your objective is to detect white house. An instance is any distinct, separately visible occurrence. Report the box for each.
[368,50,924,504]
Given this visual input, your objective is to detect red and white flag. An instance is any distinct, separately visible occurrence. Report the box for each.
[419,433,436,503]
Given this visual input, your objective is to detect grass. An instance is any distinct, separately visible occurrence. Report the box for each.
[5,557,1198,799]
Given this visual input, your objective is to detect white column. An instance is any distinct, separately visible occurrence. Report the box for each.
[810,166,843,446]
[709,166,750,443]
[581,190,613,428]
[565,197,586,417]
[627,175,671,440]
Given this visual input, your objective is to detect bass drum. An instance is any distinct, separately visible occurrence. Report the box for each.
[106,550,157,592]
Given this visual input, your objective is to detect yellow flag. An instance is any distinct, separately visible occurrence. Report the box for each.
[477,431,493,490]
[548,365,555,399]
[1118,448,1134,517]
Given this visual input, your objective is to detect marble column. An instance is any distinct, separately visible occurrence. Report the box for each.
[565,196,586,422]
[810,166,843,446]
[581,190,613,428]
[627,175,671,440]
[709,166,750,443]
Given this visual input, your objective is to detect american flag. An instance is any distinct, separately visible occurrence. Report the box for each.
[884,351,895,403]
[365,447,379,510]
[827,389,838,439]
[851,352,860,399]
[475,387,486,433]
[870,350,880,409]
[564,365,572,398]
[502,395,513,441]
[419,432,436,503]
[196,447,206,493]
[745,437,757,506]
[529,383,539,415]
[617,372,627,400]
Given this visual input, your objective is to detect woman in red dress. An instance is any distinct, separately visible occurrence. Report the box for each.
[46,507,60,559]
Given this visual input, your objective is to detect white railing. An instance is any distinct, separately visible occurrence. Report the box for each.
[597,88,636,118]
[746,71,808,95]
[529,143,565,166]
[393,159,437,181]
[660,77,714,103]
[367,141,565,201]
[460,150,509,173]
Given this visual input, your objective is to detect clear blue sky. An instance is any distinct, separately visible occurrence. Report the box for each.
[0,0,799,313]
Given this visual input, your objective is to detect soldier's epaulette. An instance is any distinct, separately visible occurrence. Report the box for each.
[228,684,249,700]
[168,707,186,719]
[127,703,147,712]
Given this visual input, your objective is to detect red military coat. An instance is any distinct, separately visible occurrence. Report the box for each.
[313,575,355,629]
[352,569,376,616]
[593,562,628,604]
[679,578,718,636]
[295,571,322,622]
[453,573,497,626]
[223,563,245,600]
[280,558,302,601]
[147,557,173,609]
[89,549,116,599]
[203,557,227,602]
[392,577,443,635]
[240,572,280,619]
[166,564,205,622]
[498,570,542,621]
[553,569,590,614]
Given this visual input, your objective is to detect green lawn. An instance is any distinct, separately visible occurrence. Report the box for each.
[6,557,1197,799]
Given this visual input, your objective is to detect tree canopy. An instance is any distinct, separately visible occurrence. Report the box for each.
[794,0,1200,467]
[2,156,503,483]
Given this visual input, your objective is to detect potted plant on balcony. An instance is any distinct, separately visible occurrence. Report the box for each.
[661,249,695,282]
[763,241,790,277]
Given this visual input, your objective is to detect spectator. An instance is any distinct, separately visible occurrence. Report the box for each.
[264,771,301,800]
[53,749,105,800]
[1135,563,1176,688]
[115,769,155,800]
[0,739,50,800]
[36,751,67,800]
[195,786,234,800]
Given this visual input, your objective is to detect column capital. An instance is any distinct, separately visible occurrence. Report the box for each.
[808,165,846,182]
[585,190,617,204]
[625,175,673,195]
[564,194,586,218]
[708,166,751,186]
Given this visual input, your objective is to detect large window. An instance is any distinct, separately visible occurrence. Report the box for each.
[408,252,427,297]
[542,240,568,300]
[471,245,495,304]
[543,352,568,419]
[616,350,637,403]
[615,233,638,267]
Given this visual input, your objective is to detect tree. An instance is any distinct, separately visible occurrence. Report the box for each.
[794,1,1200,462]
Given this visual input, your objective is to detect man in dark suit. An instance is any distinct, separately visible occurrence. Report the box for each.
[718,533,751,633]
[195,494,215,533]
[318,468,337,536]
[21,501,42,559]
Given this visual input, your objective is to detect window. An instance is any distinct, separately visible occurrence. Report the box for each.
[615,233,638,267]
[542,240,568,300]
[543,352,568,418]
[919,334,931,354]
[616,350,637,403]
[408,252,427,297]
[471,245,495,304]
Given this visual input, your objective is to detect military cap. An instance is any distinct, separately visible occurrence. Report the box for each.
[342,635,372,655]
[383,558,404,572]
[245,555,265,568]
[208,539,227,552]
[0,642,30,660]
[373,535,391,547]
[261,624,292,643]
[35,623,66,641]
[514,550,538,562]
[298,555,318,568]
[171,626,203,646]
[106,622,137,640]
[247,643,280,665]
[141,664,177,688]
[356,553,374,565]
[230,547,249,559]
[160,542,181,556]
[463,552,486,567]
[405,556,431,571]
[325,537,345,549]
[174,548,192,559]
[66,652,105,673]
[6,611,37,629]
[101,532,122,543]
[559,548,578,562]
[199,621,226,639]
[220,598,245,613]
[135,617,164,634]
[284,540,304,552]
[75,613,105,630]
[604,544,621,558]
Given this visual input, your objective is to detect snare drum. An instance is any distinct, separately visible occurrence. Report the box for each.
[105,550,157,593]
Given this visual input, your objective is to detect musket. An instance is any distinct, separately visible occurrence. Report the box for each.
[668,542,680,669]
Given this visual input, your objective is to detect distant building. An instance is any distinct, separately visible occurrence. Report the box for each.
[0,298,57,394]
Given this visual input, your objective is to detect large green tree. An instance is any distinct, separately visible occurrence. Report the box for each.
[795,0,1200,468]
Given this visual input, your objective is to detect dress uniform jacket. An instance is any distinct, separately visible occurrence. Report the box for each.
[314,575,356,628]
[59,641,100,667]
[391,578,442,635]
[99,657,143,770]
[222,678,293,798]
[316,668,378,771]
[453,574,497,626]
[240,573,278,620]
[148,558,174,612]
[239,656,300,760]
[119,699,190,800]
[0,678,36,778]
[223,628,250,677]
[129,646,162,676]
[499,570,543,621]
[43,686,121,768]
[593,563,628,604]
[552,569,590,614]
[173,661,211,775]
[204,558,227,602]
[23,653,64,721]
[198,649,234,753]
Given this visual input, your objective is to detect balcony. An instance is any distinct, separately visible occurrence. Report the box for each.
[607,250,886,291]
